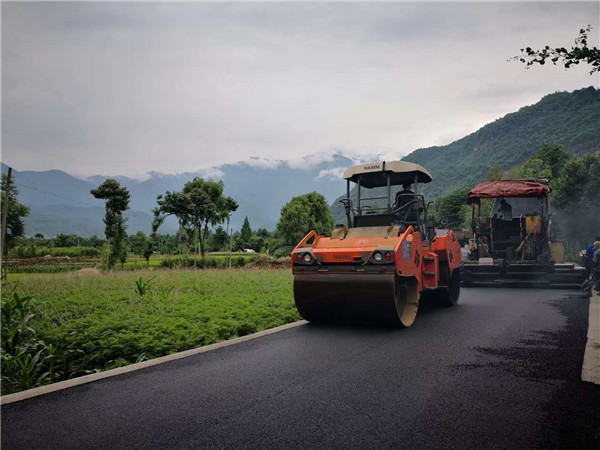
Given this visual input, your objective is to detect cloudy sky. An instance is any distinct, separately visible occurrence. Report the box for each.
[2,1,598,178]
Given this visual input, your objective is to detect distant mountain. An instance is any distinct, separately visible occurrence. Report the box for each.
[331,86,600,223]
[24,204,164,238]
[4,86,599,237]
[2,154,363,237]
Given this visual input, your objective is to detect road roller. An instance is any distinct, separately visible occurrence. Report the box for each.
[291,160,462,327]
[462,179,585,288]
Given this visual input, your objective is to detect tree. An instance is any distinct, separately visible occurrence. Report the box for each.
[486,163,504,181]
[1,174,29,247]
[277,192,334,245]
[183,178,236,260]
[129,231,148,255]
[519,144,570,179]
[514,25,600,74]
[520,158,552,179]
[240,217,252,246]
[434,188,471,229]
[249,228,271,253]
[155,178,237,262]
[129,230,153,265]
[86,235,105,248]
[53,233,79,247]
[91,179,130,269]
[222,197,239,267]
[209,226,228,251]
[503,166,522,180]
[553,152,599,205]
[1,174,29,278]
[535,144,570,179]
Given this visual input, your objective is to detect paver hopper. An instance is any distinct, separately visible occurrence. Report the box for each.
[291,161,462,327]
[462,179,585,288]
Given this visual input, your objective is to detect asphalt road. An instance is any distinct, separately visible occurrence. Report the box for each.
[2,288,599,449]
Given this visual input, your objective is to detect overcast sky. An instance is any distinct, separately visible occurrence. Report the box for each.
[2,1,598,178]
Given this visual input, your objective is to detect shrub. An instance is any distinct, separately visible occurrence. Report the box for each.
[49,247,101,257]
[159,255,258,269]
[160,256,193,269]
[236,322,257,336]
[8,264,82,274]
[272,246,294,258]
[9,246,101,258]
[214,319,238,340]
[134,276,155,296]
[1,291,54,394]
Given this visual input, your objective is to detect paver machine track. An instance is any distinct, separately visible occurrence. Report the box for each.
[291,161,462,327]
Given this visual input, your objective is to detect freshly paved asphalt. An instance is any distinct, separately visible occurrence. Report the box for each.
[2,288,599,449]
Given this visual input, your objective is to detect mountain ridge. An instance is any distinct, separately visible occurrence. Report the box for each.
[402,86,600,197]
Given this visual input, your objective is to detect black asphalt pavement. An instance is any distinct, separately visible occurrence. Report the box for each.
[2,288,599,449]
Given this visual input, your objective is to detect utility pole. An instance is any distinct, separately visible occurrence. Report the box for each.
[1,167,13,281]
[225,214,231,269]
[228,228,234,269]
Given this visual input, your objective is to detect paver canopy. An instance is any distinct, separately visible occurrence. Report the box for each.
[468,180,551,202]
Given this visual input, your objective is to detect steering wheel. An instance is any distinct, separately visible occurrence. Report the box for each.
[392,200,419,223]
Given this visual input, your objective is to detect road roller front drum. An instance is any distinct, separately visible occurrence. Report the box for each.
[293,274,420,327]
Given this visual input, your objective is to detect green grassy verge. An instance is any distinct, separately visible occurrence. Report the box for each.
[1,268,297,394]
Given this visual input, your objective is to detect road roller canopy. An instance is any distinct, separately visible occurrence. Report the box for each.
[343,161,432,188]
[467,180,551,203]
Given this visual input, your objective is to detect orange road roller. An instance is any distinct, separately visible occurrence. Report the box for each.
[291,160,462,327]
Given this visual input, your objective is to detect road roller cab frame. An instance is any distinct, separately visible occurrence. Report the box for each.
[462,180,585,288]
[291,161,462,327]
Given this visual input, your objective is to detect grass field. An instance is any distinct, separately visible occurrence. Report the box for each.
[1,268,296,393]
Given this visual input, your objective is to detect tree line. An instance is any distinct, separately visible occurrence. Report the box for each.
[3,171,335,268]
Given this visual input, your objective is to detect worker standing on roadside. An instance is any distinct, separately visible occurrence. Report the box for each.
[593,241,600,294]
[584,237,600,283]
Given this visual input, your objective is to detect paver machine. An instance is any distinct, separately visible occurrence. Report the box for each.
[291,161,462,327]
[462,179,585,288]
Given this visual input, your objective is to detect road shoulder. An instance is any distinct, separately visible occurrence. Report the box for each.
[582,291,600,384]
[0,319,306,405]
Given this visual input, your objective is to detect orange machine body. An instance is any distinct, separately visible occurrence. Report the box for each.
[291,159,463,326]
[291,226,462,293]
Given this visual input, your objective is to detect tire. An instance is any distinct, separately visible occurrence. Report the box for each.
[394,276,420,327]
[439,268,461,306]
